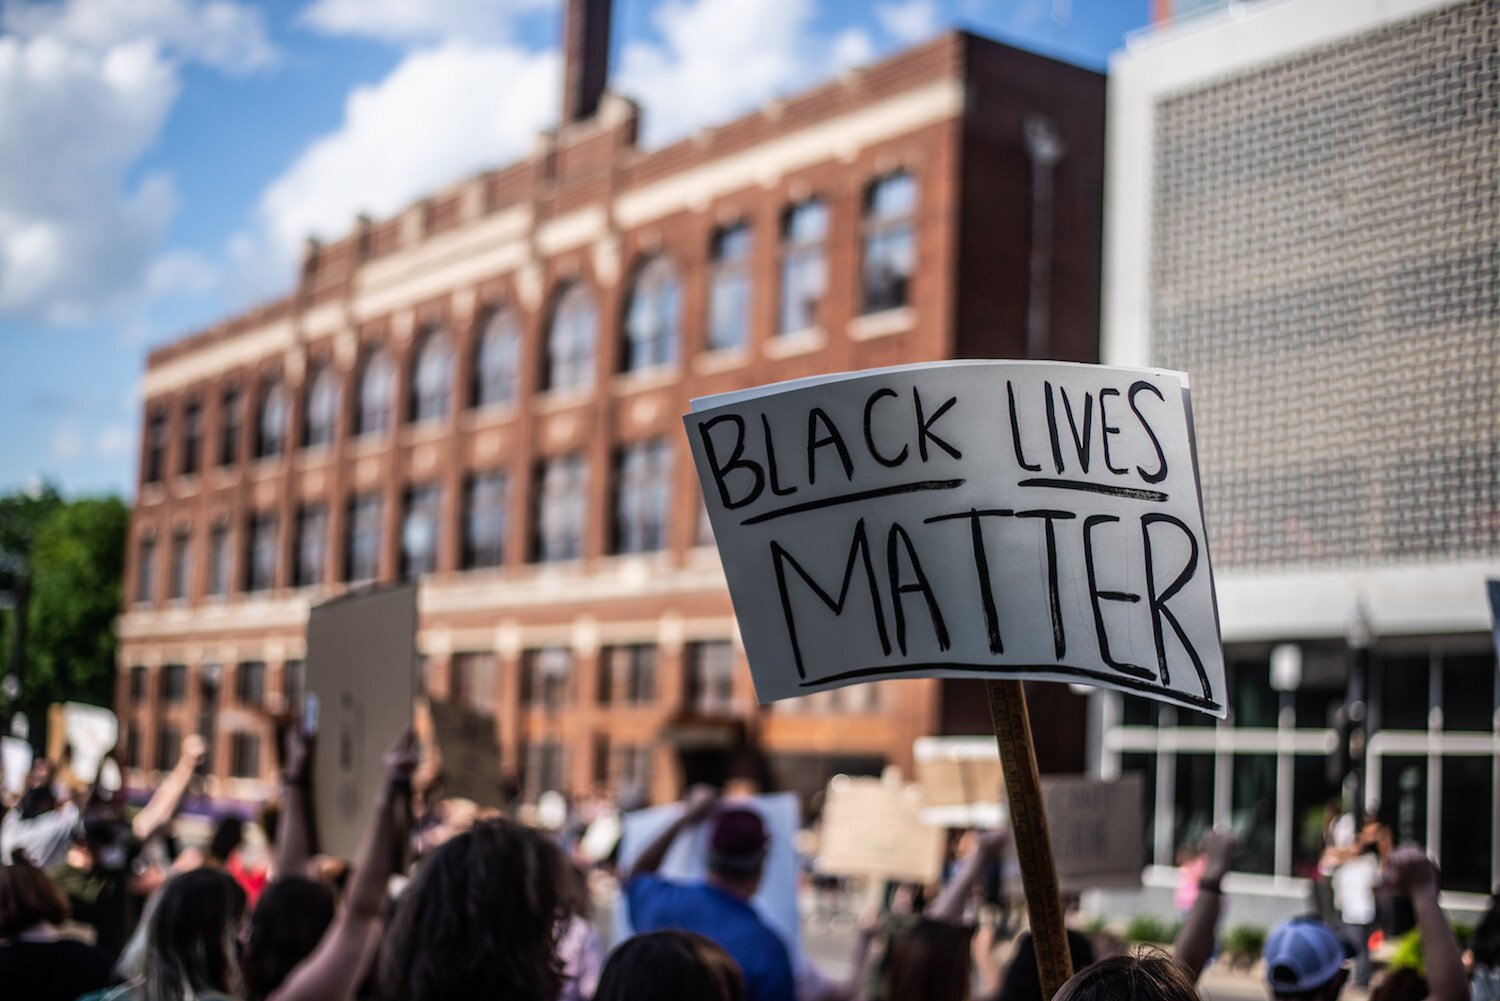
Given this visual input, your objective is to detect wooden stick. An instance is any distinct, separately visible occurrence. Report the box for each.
[986,679,1073,999]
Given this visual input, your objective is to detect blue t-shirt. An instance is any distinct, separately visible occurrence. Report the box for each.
[626,874,796,1001]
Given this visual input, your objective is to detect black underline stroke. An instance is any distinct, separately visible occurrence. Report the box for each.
[739,479,966,526]
[798,661,1222,712]
[1017,478,1169,503]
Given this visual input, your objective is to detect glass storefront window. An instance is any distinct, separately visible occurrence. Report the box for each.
[1292,754,1341,878]
[1439,756,1493,893]
[1441,652,1497,731]
[1229,659,1277,727]
[1120,752,1157,868]
[1378,754,1428,846]
[1231,753,1276,874]
[1377,655,1429,730]
[1173,753,1215,856]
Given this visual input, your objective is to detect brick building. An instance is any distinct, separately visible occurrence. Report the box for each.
[117,0,1106,808]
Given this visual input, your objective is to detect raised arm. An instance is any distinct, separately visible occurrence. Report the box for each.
[270,732,416,1001]
[926,829,1007,924]
[1384,846,1467,1001]
[132,734,207,841]
[627,784,718,881]
[273,722,316,879]
[1172,828,1238,982]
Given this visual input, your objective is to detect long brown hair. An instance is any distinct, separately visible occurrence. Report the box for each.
[883,918,975,1001]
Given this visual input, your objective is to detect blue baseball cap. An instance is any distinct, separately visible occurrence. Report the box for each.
[1264,917,1353,993]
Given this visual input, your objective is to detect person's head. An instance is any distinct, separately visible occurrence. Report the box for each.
[883,918,975,1001]
[1263,916,1353,1001]
[210,815,246,864]
[594,930,744,1001]
[1053,949,1200,1001]
[1468,885,1500,968]
[1369,967,1428,1001]
[0,849,70,936]
[705,806,768,899]
[17,761,57,820]
[996,930,1097,1001]
[243,876,337,1001]
[376,817,566,1001]
[142,868,248,1001]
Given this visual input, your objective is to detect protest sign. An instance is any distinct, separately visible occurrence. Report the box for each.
[1,736,32,796]
[686,361,1225,717]
[614,793,801,961]
[414,698,506,808]
[913,736,1005,828]
[817,769,946,883]
[1042,774,1144,891]
[1488,580,1499,661]
[306,584,418,859]
[45,703,117,784]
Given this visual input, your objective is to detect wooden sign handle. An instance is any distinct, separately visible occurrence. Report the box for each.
[986,679,1074,999]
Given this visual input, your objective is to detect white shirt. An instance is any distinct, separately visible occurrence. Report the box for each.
[1334,853,1379,925]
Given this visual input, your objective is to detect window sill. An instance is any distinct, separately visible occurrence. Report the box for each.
[400,421,450,446]
[848,306,914,341]
[533,388,594,414]
[764,328,827,359]
[139,483,166,505]
[693,348,749,375]
[462,403,520,429]
[611,366,679,396]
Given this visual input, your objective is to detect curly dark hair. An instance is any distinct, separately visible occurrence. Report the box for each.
[243,876,337,1001]
[1053,948,1200,1001]
[595,930,744,1001]
[375,818,567,1001]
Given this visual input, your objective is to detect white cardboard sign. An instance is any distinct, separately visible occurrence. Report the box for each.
[686,361,1225,717]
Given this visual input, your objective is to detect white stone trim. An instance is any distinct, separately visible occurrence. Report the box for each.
[143,320,296,398]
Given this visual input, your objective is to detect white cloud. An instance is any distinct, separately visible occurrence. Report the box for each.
[831,27,876,71]
[876,0,942,45]
[146,249,219,299]
[95,422,133,459]
[300,0,556,46]
[229,41,560,298]
[0,0,275,326]
[50,422,86,462]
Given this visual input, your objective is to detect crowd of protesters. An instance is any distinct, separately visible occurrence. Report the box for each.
[1,717,1495,1001]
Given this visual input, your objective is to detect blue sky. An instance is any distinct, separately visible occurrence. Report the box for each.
[0,0,1148,500]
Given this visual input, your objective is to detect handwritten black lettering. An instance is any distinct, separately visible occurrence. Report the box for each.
[1016,508,1076,660]
[1061,387,1094,475]
[1140,512,1209,696]
[771,519,890,679]
[886,521,951,655]
[1007,381,1042,472]
[698,414,763,509]
[1128,381,1169,484]
[862,388,908,467]
[914,388,962,462]
[761,413,798,497]
[1081,514,1151,679]
[1098,387,1128,476]
[806,407,855,485]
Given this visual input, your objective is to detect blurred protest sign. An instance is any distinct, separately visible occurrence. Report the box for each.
[2,736,31,795]
[686,361,1224,716]
[46,702,117,784]
[413,698,505,808]
[1042,774,1144,891]
[913,736,1004,828]
[307,584,418,859]
[817,768,946,883]
[1488,579,1499,659]
[615,793,801,960]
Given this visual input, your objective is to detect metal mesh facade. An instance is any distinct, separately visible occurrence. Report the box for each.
[1151,0,1498,570]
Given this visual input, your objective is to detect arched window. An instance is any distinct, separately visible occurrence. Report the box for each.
[303,365,339,449]
[778,198,828,335]
[409,327,454,424]
[473,309,521,409]
[861,171,917,313]
[622,256,680,372]
[543,283,596,393]
[255,381,288,459]
[356,349,395,437]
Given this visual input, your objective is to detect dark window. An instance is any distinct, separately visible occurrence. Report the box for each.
[543,283,596,392]
[401,484,442,579]
[599,645,656,705]
[135,537,157,604]
[861,171,917,313]
[1440,652,1496,731]
[283,659,305,709]
[524,739,565,798]
[473,309,521,408]
[614,439,671,554]
[534,454,587,562]
[686,640,735,713]
[452,651,498,711]
[162,663,187,703]
[181,400,203,476]
[523,647,573,709]
[708,223,751,352]
[256,381,288,459]
[303,365,340,449]
[614,744,652,793]
[778,199,827,335]
[144,409,167,484]
[230,732,261,779]
[129,665,149,706]
[207,523,231,597]
[1377,654,1430,731]
[1439,755,1493,892]
[219,387,243,467]
[346,493,383,582]
[235,661,266,708]
[295,504,327,587]
[124,728,141,769]
[356,350,395,437]
[156,724,180,771]
[168,528,191,602]
[1228,659,1277,728]
[409,327,454,424]
[622,256,680,371]
[462,471,508,569]
[245,512,278,593]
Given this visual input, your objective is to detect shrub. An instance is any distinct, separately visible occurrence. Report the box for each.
[1125,914,1179,945]
[1223,924,1268,965]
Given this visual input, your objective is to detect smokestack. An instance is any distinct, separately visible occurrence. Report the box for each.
[562,0,612,124]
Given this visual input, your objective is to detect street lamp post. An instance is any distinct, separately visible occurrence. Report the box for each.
[1345,603,1373,816]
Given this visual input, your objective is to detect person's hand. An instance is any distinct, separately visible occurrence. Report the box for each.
[282,724,314,787]
[682,784,719,824]
[383,730,418,791]
[180,734,208,769]
[1199,828,1239,882]
[1382,844,1438,897]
